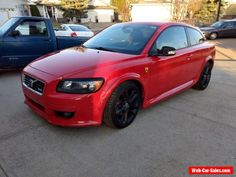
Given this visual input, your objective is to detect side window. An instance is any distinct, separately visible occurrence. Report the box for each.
[154,26,188,51]
[222,22,233,29]
[14,20,48,36]
[187,28,205,46]
[233,22,236,28]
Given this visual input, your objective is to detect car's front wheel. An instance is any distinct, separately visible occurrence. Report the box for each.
[193,62,213,90]
[209,32,217,40]
[103,81,141,128]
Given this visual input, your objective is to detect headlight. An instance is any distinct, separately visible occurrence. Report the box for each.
[57,78,104,94]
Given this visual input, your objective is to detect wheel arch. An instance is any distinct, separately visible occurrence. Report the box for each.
[102,74,147,108]
[207,58,214,68]
[206,58,214,69]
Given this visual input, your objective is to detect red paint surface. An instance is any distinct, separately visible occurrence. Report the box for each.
[22,22,215,127]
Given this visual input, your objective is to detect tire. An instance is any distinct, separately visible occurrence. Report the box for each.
[103,81,141,128]
[192,62,213,90]
[209,32,217,40]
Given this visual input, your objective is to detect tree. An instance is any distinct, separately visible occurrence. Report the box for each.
[59,0,89,20]
[30,5,41,17]
[193,0,228,25]
[111,0,137,22]
[172,0,189,21]
[186,0,202,23]
[194,0,217,25]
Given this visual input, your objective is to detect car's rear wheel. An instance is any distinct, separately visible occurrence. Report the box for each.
[103,81,141,128]
[209,32,217,40]
[193,62,213,90]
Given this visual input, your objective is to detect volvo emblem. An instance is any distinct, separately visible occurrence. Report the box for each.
[29,79,36,88]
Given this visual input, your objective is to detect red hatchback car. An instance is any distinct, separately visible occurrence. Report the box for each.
[22,22,215,128]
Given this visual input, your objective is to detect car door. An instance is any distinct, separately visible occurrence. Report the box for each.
[220,22,234,37]
[147,26,193,100]
[185,27,206,80]
[2,19,55,67]
[233,21,236,37]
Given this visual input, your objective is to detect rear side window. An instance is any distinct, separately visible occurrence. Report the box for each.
[233,22,236,28]
[222,22,234,28]
[154,26,188,50]
[14,20,48,36]
[187,28,205,46]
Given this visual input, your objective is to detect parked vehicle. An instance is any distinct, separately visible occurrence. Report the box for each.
[0,17,89,68]
[55,24,94,38]
[22,22,215,128]
[200,19,236,40]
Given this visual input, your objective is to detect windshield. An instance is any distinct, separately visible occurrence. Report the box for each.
[0,17,18,35]
[83,23,158,55]
[211,21,223,28]
[69,25,90,32]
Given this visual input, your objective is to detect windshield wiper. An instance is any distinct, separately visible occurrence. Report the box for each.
[92,46,116,52]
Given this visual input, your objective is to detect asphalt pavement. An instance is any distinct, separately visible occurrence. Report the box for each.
[0,38,236,177]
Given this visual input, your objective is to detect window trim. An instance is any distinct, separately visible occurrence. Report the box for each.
[9,19,49,37]
[148,25,190,55]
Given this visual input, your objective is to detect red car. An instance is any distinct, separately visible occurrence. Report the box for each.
[22,22,215,128]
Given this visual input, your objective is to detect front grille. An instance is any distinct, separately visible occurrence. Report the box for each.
[23,74,45,95]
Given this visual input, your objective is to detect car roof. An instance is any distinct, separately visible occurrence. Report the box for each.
[117,22,197,29]
[121,21,192,26]
[62,24,88,27]
[219,19,236,22]
[14,16,47,20]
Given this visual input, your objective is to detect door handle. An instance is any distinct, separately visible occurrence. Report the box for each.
[186,54,193,60]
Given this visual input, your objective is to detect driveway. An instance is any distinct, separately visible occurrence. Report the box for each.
[0,38,236,177]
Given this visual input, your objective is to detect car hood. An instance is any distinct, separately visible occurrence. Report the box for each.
[29,47,137,77]
[200,26,216,31]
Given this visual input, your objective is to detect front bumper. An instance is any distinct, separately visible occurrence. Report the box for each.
[22,66,105,127]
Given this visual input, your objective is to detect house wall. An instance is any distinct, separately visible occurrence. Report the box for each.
[0,0,29,26]
[131,3,173,22]
[81,9,114,23]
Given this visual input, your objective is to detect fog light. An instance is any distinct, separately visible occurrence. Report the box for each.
[55,111,75,119]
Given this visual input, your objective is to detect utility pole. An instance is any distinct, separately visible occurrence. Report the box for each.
[216,0,222,21]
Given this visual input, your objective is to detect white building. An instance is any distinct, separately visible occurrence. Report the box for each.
[81,0,115,23]
[29,0,64,21]
[0,0,30,26]
[32,0,114,23]
[131,2,173,22]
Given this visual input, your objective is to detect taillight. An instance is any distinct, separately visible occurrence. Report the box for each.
[70,32,77,37]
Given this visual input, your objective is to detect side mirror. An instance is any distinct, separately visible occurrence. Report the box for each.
[10,30,20,37]
[158,46,176,56]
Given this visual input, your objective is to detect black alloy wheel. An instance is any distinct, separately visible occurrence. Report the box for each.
[103,82,141,128]
[193,62,212,90]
